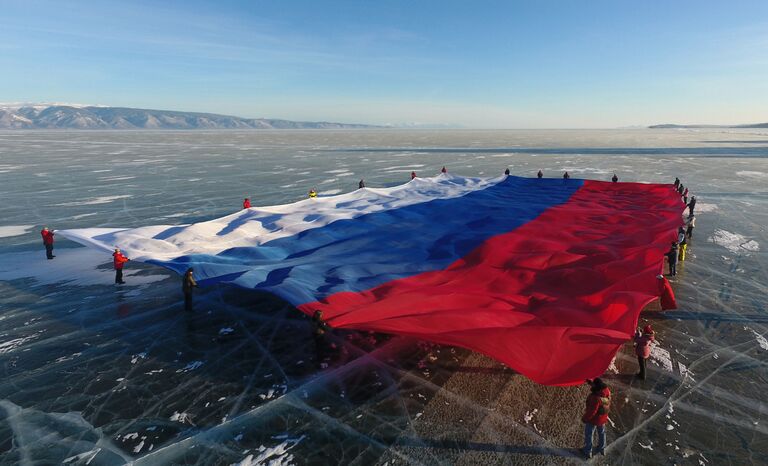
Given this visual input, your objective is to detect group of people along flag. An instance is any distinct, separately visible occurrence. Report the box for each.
[45,166,697,459]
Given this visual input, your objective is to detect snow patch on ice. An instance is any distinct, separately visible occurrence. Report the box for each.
[177,361,204,372]
[232,435,305,466]
[710,229,760,254]
[0,225,34,238]
[0,333,43,355]
[650,344,674,373]
[55,195,132,206]
[736,171,768,179]
[746,327,768,350]
[694,203,717,213]
[170,412,194,424]
[63,448,101,464]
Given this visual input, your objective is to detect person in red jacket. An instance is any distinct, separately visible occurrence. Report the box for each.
[634,325,655,380]
[441,166,447,174]
[657,274,677,310]
[411,171,417,180]
[243,198,251,209]
[112,247,130,284]
[40,227,55,259]
[581,378,611,458]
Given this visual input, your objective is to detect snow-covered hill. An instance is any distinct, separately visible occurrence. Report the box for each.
[0,104,378,130]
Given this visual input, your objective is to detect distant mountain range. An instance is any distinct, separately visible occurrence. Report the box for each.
[0,104,379,130]
[649,123,768,129]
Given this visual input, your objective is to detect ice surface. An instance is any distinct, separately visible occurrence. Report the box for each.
[1,129,767,465]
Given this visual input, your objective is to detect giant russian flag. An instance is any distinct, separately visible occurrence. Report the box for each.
[59,174,683,385]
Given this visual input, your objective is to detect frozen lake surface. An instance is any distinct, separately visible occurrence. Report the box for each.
[0,129,767,465]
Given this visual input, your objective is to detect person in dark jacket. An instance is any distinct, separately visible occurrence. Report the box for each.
[581,378,611,458]
[411,171,417,180]
[504,168,510,175]
[312,310,331,367]
[113,247,129,284]
[441,166,447,174]
[563,171,570,180]
[40,227,55,259]
[182,267,198,311]
[634,325,655,380]
[358,179,365,189]
[537,170,543,179]
[682,187,689,204]
[677,184,684,195]
[243,198,251,209]
[687,196,697,216]
[666,242,678,276]
[673,177,680,188]
[611,173,618,183]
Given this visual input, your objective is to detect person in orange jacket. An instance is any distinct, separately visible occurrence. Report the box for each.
[40,227,55,259]
[243,198,251,209]
[581,378,611,458]
[634,325,655,380]
[113,247,130,284]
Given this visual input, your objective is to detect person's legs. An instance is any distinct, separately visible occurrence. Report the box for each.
[596,425,606,454]
[115,269,123,284]
[184,291,193,311]
[583,423,595,457]
[45,244,54,259]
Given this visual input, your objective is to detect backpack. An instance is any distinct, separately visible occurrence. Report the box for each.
[597,394,611,416]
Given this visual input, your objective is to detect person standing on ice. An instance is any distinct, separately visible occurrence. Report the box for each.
[112,247,129,284]
[563,171,570,180]
[504,168,510,175]
[677,225,688,261]
[537,170,543,178]
[308,188,317,198]
[612,173,618,183]
[666,242,678,276]
[687,196,697,216]
[182,267,198,311]
[657,274,677,309]
[358,179,365,189]
[411,171,417,180]
[243,198,251,209]
[581,378,611,458]
[686,215,696,238]
[40,227,55,260]
[682,187,689,204]
[634,325,655,380]
[674,177,680,188]
[441,166,447,174]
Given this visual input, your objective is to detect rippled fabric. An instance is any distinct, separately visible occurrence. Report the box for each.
[60,175,684,385]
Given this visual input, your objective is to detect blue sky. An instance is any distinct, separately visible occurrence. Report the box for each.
[1,0,767,127]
